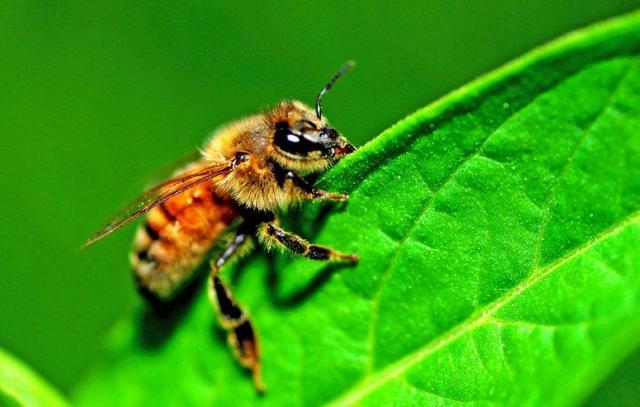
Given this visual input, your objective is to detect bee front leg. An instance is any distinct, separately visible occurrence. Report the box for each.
[258,219,358,263]
[282,169,349,202]
[208,230,265,392]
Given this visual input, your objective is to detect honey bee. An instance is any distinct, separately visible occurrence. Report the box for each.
[85,62,358,391]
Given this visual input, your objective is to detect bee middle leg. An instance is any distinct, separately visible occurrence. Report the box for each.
[208,229,265,392]
[258,219,358,263]
[281,169,349,202]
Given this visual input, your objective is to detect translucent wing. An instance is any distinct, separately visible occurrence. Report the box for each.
[138,149,203,188]
[83,162,232,248]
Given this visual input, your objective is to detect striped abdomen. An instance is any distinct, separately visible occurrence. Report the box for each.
[130,178,238,300]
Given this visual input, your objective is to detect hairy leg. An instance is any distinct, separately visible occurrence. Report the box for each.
[258,219,358,262]
[277,168,349,202]
[208,230,264,392]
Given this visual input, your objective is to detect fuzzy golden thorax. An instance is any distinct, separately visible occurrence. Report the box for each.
[202,101,355,211]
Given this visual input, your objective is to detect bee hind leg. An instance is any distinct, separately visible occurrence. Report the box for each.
[258,220,358,263]
[208,230,265,392]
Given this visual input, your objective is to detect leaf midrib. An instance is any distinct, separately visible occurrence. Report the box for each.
[363,55,634,376]
[363,112,509,374]
[330,54,637,407]
[329,210,640,406]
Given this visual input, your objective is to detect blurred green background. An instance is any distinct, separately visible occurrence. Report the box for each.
[2,0,640,400]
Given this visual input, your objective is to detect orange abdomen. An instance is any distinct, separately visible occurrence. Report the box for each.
[130,178,238,300]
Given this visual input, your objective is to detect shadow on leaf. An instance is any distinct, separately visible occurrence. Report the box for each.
[266,255,356,307]
[136,264,208,350]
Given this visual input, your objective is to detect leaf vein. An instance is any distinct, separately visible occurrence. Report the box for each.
[328,211,640,406]
[363,91,534,373]
[530,60,635,270]
[586,253,625,281]
[359,57,638,376]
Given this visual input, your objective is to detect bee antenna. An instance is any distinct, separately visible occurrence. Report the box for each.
[316,60,356,119]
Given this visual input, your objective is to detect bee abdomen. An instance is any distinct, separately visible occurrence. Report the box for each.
[130,184,237,301]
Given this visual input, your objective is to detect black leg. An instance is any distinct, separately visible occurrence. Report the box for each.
[274,165,349,202]
[258,220,358,263]
[208,231,265,392]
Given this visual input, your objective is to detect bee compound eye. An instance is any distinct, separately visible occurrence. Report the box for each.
[274,123,314,157]
[274,126,300,149]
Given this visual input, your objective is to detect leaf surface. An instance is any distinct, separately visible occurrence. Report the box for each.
[74,10,640,406]
[0,348,68,407]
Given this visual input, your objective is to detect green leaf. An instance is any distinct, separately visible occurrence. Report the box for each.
[0,347,68,407]
[584,347,640,406]
[75,10,640,406]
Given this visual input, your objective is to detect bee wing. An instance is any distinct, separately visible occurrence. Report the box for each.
[83,162,232,248]
[138,149,204,188]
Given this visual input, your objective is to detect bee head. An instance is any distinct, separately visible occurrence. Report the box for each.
[268,62,356,172]
[271,102,355,163]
